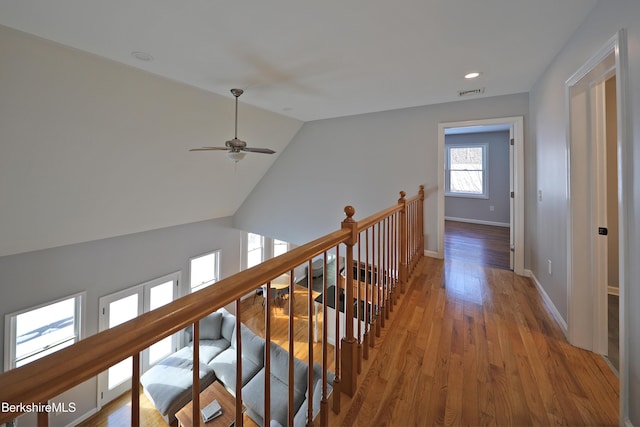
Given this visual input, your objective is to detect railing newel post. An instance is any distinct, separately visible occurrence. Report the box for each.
[398,191,408,295]
[339,206,358,397]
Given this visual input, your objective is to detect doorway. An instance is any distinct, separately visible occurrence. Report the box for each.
[565,32,628,366]
[437,116,524,275]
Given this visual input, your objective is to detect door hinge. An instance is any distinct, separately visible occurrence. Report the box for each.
[510,191,514,198]
[510,138,514,146]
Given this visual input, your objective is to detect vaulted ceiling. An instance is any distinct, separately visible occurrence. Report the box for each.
[0,0,597,121]
[0,1,599,257]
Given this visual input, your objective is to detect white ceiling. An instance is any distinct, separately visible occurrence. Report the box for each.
[0,0,598,121]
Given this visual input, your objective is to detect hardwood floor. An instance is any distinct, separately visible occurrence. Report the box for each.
[81,257,619,427]
[331,257,619,426]
[445,220,511,270]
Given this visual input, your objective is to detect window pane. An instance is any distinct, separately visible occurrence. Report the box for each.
[149,337,173,365]
[273,239,288,257]
[150,281,173,310]
[107,294,138,389]
[450,146,483,170]
[247,233,263,268]
[15,298,76,364]
[191,252,219,291]
[108,357,132,389]
[108,294,138,328]
[148,281,175,363]
[247,233,262,251]
[450,170,483,194]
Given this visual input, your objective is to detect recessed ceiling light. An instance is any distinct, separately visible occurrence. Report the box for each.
[464,72,481,79]
[131,51,154,62]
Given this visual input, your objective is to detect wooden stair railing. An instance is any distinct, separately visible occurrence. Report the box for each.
[0,186,424,426]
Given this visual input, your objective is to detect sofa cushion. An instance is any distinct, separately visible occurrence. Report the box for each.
[199,311,223,340]
[269,342,308,396]
[140,346,215,416]
[220,309,236,342]
[231,324,265,366]
[243,369,304,427]
[194,338,231,364]
[210,347,263,396]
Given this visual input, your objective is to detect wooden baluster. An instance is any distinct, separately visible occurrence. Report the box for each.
[192,321,200,427]
[377,221,384,330]
[392,212,398,304]
[391,214,397,305]
[363,227,371,355]
[332,245,341,414]
[386,217,391,316]
[364,227,376,350]
[37,406,48,427]
[264,281,272,427]
[320,252,329,426]
[288,270,295,427]
[340,206,358,397]
[307,261,314,426]
[235,300,243,427]
[356,233,362,374]
[132,353,140,427]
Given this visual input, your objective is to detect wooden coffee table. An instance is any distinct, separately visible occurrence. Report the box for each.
[175,381,240,427]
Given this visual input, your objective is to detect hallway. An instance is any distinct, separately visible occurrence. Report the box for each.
[333,256,619,426]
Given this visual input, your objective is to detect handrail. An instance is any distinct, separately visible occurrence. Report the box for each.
[0,187,425,425]
[0,228,350,422]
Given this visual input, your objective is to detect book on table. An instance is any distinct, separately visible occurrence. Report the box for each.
[201,399,222,423]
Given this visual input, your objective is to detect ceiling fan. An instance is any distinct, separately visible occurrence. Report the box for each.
[190,88,276,161]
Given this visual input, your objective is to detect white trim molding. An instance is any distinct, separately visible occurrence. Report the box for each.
[444,216,510,228]
[524,269,568,337]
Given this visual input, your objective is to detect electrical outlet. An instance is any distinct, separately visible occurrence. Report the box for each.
[548,260,552,275]
[489,205,495,211]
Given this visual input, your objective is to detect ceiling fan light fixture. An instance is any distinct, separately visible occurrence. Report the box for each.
[227,151,246,162]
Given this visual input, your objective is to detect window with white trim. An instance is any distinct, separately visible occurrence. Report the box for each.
[445,143,488,198]
[5,292,84,370]
[190,250,221,292]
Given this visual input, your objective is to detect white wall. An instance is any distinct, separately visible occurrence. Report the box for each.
[528,1,640,423]
[445,131,511,225]
[0,217,241,426]
[234,93,529,256]
[0,25,303,257]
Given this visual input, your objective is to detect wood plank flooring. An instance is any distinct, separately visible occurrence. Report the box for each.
[445,220,511,270]
[330,257,619,426]
[81,256,619,427]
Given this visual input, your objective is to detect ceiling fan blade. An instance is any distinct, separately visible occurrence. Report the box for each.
[242,147,276,154]
[189,147,229,151]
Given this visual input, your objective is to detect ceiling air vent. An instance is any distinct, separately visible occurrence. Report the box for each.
[458,87,485,97]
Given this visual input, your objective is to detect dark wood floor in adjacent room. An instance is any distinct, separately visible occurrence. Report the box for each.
[445,220,511,270]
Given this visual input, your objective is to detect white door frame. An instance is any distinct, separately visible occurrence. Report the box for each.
[565,29,629,423]
[437,116,525,275]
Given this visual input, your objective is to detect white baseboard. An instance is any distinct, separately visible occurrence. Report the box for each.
[424,249,441,259]
[607,285,620,296]
[445,216,510,228]
[525,269,568,338]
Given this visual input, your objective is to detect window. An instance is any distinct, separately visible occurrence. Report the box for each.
[5,293,84,370]
[445,143,488,198]
[273,239,289,257]
[246,233,264,268]
[190,250,221,292]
